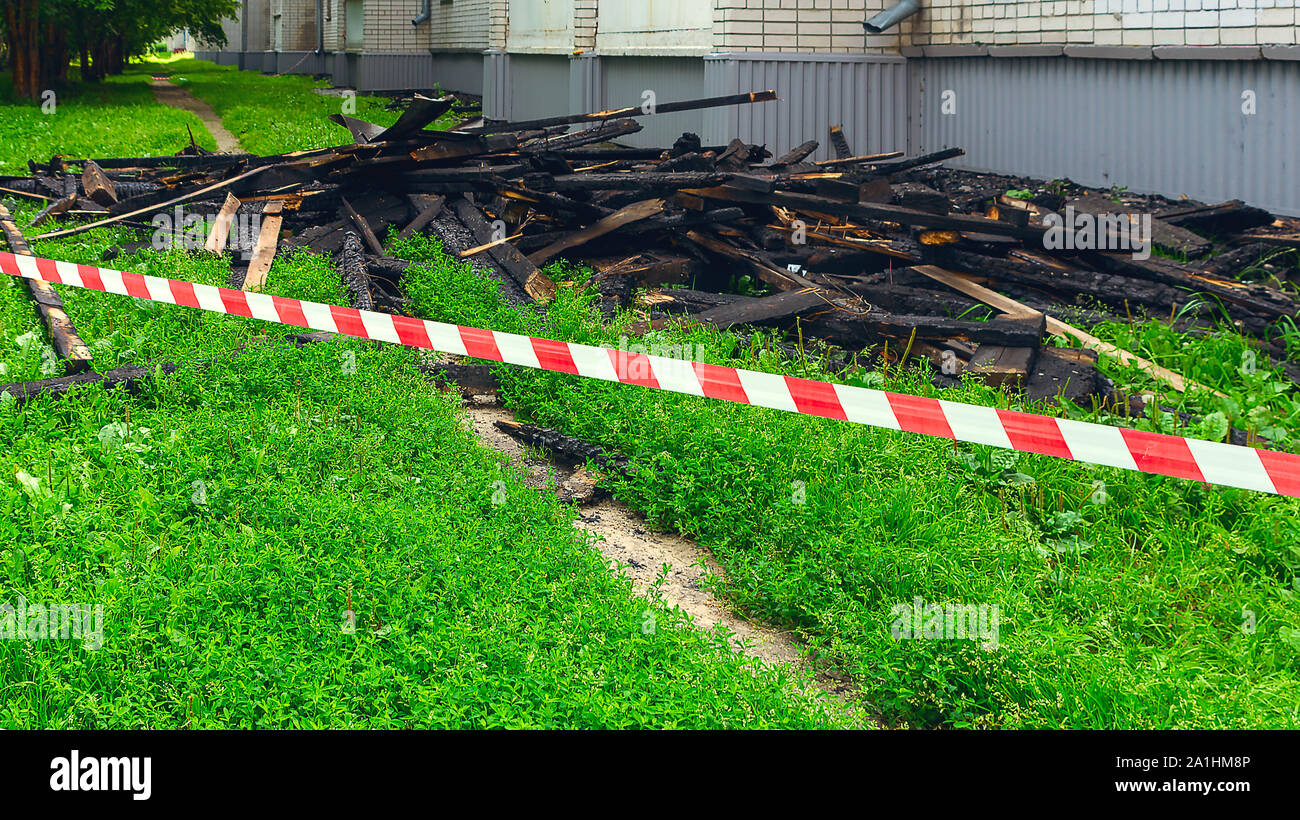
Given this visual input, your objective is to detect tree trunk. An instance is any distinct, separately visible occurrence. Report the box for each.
[109,34,127,75]
[4,0,41,100]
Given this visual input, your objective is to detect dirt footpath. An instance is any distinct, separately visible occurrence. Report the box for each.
[148,77,242,153]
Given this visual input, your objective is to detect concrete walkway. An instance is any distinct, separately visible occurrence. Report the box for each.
[148,77,242,153]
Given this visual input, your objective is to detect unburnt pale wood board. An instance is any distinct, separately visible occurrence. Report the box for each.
[241,199,285,293]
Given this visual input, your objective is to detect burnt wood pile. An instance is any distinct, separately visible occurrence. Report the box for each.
[3,89,1299,416]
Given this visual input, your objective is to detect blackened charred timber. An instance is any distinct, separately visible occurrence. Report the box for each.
[494,420,633,474]
[339,232,374,312]
[0,202,94,374]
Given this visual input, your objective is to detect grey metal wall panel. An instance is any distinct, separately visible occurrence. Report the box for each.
[430,53,485,96]
[568,54,603,118]
[498,54,571,122]
[357,54,425,91]
[274,51,326,76]
[703,54,909,161]
[482,51,511,120]
[331,52,352,87]
[914,57,1300,216]
[599,57,707,148]
[245,0,269,52]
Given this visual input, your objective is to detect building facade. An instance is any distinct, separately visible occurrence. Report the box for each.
[196,1,1300,214]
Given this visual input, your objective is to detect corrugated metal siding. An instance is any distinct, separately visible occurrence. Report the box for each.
[568,54,603,117]
[704,55,910,161]
[357,54,433,91]
[482,52,511,120]
[914,57,1300,216]
[272,51,327,76]
[430,53,485,96]
[497,54,571,121]
[601,57,707,147]
[350,53,485,95]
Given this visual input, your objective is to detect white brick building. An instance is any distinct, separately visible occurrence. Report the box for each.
[197,1,1300,214]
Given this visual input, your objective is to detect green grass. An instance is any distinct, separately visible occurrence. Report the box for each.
[153,58,464,156]
[1052,306,1299,448]
[0,73,845,727]
[0,68,216,175]
[392,232,1300,729]
[0,276,54,384]
[0,234,846,729]
[4,55,1298,730]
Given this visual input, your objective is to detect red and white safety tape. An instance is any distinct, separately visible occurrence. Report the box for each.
[2,250,1298,498]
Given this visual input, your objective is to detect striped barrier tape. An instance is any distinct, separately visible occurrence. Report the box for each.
[2,250,1298,498]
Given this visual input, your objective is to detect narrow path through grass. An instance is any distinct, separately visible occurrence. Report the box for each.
[148,78,242,152]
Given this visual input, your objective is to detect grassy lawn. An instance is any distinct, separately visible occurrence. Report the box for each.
[391,233,1300,730]
[3,56,1297,729]
[0,69,846,729]
[0,69,216,175]
[154,58,464,156]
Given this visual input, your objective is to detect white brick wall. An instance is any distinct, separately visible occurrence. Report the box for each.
[714,0,900,54]
[911,0,1298,48]
[365,0,428,51]
[275,1,1300,58]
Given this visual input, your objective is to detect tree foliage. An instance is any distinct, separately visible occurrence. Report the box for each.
[1,0,239,99]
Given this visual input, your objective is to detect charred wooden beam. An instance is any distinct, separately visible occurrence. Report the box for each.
[463,90,778,135]
[829,125,853,160]
[523,119,645,153]
[526,198,666,266]
[396,194,445,241]
[204,192,243,255]
[80,159,117,206]
[339,232,374,311]
[531,172,733,193]
[0,202,93,374]
[450,196,558,303]
[340,196,386,257]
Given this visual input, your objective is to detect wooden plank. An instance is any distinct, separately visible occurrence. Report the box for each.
[80,159,117,206]
[340,196,386,257]
[395,194,445,241]
[240,200,284,293]
[450,197,558,303]
[769,140,820,168]
[966,317,1039,389]
[828,125,853,160]
[204,192,243,255]
[458,232,525,259]
[685,230,819,292]
[326,113,387,144]
[687,288,831,331]
[687,186,1046,240]
[910,264,1226,397]
[0,202,93,374]
[527,198,666,266]
[1067,193,1211,259]
[409,134,519,163]
[814,151,904,168]
[30,195,76,226]
[374,94,455,142]
[459,90,778,135]
[31,164,269,241]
